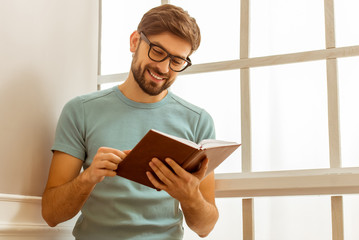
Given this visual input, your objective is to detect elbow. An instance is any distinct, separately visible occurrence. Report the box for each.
[198,226,216,238]
[199,233,210,238]
[42,213,57,227]
[41,197,58,227]
[198,211,219,238]
[41,207,58,227]
[197,227,213,238]
[197,226,215,238]
[45,220,58,228]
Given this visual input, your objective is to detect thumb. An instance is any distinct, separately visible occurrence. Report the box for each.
[123,150,132,155]
[194,158,209,179]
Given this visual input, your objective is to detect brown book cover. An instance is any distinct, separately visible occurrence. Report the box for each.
[116,129,241,189]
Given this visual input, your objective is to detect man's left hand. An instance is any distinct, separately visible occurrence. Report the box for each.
[146,157,209,202]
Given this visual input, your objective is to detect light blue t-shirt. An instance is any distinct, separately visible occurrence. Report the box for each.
[52,86,215,240]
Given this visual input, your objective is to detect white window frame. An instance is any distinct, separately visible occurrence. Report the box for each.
[97,0,359,239]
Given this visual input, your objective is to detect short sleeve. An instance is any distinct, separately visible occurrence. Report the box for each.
[51,97,86,161]
[195,109,216,143]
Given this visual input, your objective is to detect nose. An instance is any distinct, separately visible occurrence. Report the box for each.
[155,58,170,73]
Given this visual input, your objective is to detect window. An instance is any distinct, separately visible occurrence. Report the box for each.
[99,0,359,239]
[100,0,159,75]
[338,57,359,168]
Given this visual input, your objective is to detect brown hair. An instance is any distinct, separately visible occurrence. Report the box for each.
[137,4,201,55]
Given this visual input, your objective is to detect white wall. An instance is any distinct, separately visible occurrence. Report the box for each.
[0,0,98,238]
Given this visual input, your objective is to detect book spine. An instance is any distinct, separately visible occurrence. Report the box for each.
[181,149,205,173]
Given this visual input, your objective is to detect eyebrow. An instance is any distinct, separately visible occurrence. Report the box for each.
[151,40,188,59]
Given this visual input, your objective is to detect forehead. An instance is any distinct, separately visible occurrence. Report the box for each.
[146,32,192,58]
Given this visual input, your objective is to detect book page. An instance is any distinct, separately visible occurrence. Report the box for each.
[151,129,200,148]
[199,139,239,149]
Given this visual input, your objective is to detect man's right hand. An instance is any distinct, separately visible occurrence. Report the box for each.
[83,147,130,184]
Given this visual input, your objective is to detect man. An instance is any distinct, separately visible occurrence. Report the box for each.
[42,4,219,240]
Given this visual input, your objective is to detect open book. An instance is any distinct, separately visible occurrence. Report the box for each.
[116,129,241,189]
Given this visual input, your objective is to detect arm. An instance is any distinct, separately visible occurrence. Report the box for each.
[42,147,128,227]
[147,158,219,237]
[180,170,218,237]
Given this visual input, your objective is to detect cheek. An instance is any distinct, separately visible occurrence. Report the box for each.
[132,52,149,70]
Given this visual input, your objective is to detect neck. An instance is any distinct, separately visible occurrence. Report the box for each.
[118,74,168,103]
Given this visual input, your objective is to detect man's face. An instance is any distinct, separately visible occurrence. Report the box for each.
[130,32,192,96]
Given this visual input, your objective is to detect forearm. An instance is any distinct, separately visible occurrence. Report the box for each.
[180,191,219,238]
[42,172,95,227]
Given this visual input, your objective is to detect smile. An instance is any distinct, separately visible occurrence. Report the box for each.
[148,70,165,81]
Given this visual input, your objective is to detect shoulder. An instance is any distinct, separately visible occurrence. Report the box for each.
[75,87,115,104]
[167,91,214,123]
[64,87,115,109]
[168,92,205,115]
[167,92,215,140]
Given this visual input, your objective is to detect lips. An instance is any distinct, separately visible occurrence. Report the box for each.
[147,69,167,81]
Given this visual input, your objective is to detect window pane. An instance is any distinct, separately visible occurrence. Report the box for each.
[251,61,330,171]
[250,0,325,57]
[255,196,332,240]
[171,71,241,173]
[338,57,359,167]
[172,0,240,64]
[101,0,159,75]
[344,195,359,240]
[184,198,243,240]
[334,0,359,47]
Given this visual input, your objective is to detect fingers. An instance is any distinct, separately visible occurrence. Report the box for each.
[148,157,208,182]
[96,158,118,171]
[164,158,186,177]
[147,157,206,201]
[95,147,132,165]
[85,147,131,184]
[163,157,209,180]
[146,171,165,190]
[123,149,132,155]
[95,152,121,167]
[148,158,175,186]
[97,147,128,161]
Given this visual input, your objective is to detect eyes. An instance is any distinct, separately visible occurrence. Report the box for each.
[151,46,166,57]
[140,31,192,72]
[150,45,186,67]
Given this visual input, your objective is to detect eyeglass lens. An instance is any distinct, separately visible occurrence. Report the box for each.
[149,45,188,72]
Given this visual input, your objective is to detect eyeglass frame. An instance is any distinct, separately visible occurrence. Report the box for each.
[139,32,192,72]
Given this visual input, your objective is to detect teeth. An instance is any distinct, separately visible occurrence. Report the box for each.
[149,71,164,80]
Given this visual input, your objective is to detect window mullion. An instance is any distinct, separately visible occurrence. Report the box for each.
[325,0,341,168]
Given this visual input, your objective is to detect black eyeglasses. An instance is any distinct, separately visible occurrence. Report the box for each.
[140,32,192,72]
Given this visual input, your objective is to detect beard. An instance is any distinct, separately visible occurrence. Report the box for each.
[130,51,175,96]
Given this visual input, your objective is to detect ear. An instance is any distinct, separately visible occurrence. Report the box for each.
[130,31,141,53]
